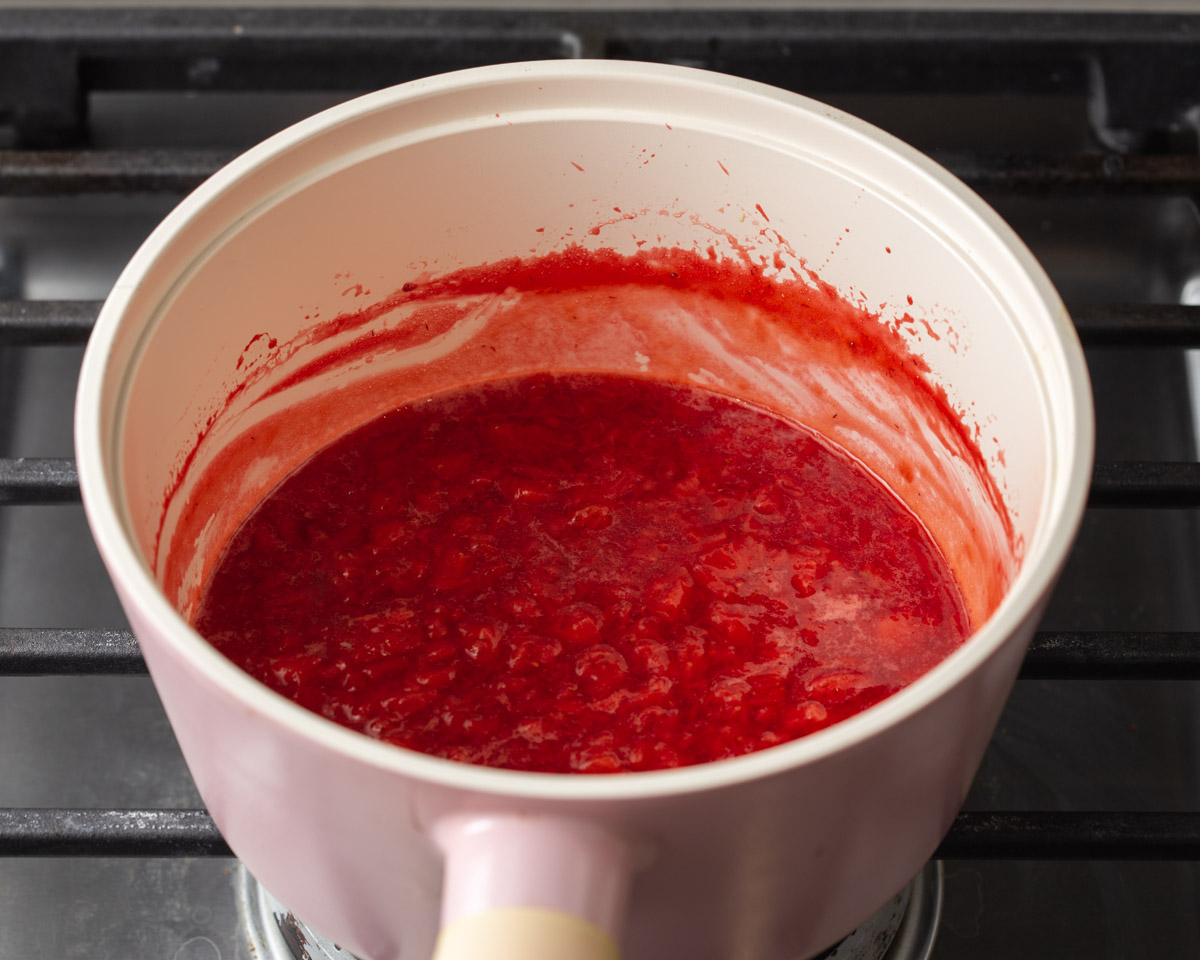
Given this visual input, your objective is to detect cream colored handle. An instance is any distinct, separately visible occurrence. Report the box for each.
[433,814,632,960]
[433,906,620,960]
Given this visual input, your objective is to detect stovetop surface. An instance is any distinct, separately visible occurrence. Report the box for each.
[2,8,1200,959]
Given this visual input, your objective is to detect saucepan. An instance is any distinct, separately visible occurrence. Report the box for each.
[75,61,1093,960]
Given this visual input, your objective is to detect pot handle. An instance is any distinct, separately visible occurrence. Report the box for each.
[432,814,634,960]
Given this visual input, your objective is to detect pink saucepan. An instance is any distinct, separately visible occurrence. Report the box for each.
[75,61,1093,960]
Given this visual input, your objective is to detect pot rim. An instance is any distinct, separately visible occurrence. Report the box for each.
[75,58,1094,803]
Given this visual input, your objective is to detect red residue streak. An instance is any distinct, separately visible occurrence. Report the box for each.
[571,162,585,172]
[159,244,842,557]
[162,245,1012,648]
[755,203,770,222]
[586,209,640,237]
[242,332,270,354]
[718,161,729,176]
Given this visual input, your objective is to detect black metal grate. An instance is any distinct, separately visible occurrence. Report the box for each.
[2,7,1200,958]
[8,625,1200,680]
[1,807,1199,862]
[3,8,1200,147]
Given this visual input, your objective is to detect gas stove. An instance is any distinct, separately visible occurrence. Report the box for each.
[2,8,1199,959]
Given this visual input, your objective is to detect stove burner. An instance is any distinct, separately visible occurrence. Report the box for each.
[816,862,942,960]
[239,866,358,960]
[237,861,941,960]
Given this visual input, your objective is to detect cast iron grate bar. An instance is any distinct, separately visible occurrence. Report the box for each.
[3,626,1198,679]
[1070,303,1200,348]
[0,628,145,675]
[1088,461,1200,507]
[1022,631,1200,679]
[935,812,1200,860]
[0,150,233,197]
[7,299,1200,348]
[931,152,1200,197]
[9,459,1199,507]
[0,808,1196,860]
[0,457,80,504]
[0,809,233,857]
[3,150,1200,198]
[0,299,102,344]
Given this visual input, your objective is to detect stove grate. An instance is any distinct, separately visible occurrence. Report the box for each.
[2,807,1200,863]
[2,8,1200,149]
[6,149,1200,197]
[6,622,1200,680]
[3,8,1200,959]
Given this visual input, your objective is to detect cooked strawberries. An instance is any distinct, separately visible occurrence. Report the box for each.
[195,373,968,772]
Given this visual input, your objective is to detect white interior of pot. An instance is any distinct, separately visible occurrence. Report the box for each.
[109,69,1065,641]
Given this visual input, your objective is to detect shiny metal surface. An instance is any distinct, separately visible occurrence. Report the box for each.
[243,868,360,960]
[237,861,942,960]
[819,863,942,960]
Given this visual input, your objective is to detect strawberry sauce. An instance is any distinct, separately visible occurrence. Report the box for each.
[193,372,969,773]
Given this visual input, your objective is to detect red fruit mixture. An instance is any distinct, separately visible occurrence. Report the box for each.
[194,372,969,773]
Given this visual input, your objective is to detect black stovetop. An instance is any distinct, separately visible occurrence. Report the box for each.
[1,9,1199,959]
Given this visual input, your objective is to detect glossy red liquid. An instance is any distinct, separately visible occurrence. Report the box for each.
[194,373,969,773]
